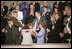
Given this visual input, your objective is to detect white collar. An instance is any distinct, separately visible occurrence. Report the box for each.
[38,16,41,21]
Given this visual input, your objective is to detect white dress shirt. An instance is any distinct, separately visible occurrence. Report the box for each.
[33,17,40,30]
[66,16,71,34]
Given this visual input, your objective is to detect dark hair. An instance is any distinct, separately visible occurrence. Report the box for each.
[43,6,48,9]
[35,11,42,16]
[52,7,59,14]
[53,2,57,5]
[52,2,58,14]
[22,25,29,29]
[64,2,71,8]
[58,2,64,11]
[29,3,35,11]
[53,2,57,9]
[27,23,32,26]
[58,2,67,16]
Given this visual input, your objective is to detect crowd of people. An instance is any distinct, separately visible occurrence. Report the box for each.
[1,1,71,45]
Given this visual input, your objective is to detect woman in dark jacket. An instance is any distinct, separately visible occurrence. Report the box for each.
[26,3,36,24]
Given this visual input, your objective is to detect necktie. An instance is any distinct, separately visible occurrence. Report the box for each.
[36,19,39,30]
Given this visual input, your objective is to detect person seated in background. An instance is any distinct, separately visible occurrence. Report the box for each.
[51,2,59,23]
[30,1,40,12]
[48,12,64,43]
[52,2,58,11]
[59,27,71,43]
[40,1,52,13]
[26,3,36,24]
[51,7,59,26]
[19,1,29,11]
[19,1,29,24]
[42,6,51,17]
[32,21,46,44]
[34,1,40,12]
[42,6,51,23]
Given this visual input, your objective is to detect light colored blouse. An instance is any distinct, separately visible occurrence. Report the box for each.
[21,29,33,44]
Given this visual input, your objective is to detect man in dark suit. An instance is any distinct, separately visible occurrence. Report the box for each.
[32,11,47,43]
[32,11,47,30]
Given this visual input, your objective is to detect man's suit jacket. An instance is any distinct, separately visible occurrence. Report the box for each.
[32,16,47,29]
